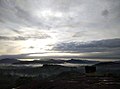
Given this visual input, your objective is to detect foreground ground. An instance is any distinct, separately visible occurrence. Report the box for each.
[0,62,120,89]
[0,73,120,89]
[7,72,120,89]
[0,71,120,89]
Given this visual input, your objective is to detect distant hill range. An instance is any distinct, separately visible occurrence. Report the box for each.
[0,58,99,65]
[14,59,98,65]
[66,59,98,64]
[0,58,19,64]
[13,59,65,64]
[1,58,120,67]
[94,61,120,67]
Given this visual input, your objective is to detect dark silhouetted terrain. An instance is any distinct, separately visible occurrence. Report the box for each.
[0,59,120,89]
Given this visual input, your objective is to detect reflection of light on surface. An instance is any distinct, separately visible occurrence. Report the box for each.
[18,59,35,61]
[59,63,92,67]
[28,53,84,57]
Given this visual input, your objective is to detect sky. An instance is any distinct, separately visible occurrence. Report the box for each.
[0,0,120,60]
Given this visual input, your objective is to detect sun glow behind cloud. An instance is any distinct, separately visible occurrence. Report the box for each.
[20,39,55,53]
[35,9,63,19]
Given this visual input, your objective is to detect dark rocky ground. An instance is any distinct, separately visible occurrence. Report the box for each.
[1,72,119,89]
[15,76,120,89]
[0,62,120,89]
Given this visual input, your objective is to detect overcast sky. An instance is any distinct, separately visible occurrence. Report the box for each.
[0,0,120,60]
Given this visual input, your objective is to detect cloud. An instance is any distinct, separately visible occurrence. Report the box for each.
[0,36,26,41]
[0,53,30,59]
[29,46,34,49]
[102,9,109,17]
[52,38,120,53]
[0,34,51,41]
[11,29,23,34]
[0,0,120,58]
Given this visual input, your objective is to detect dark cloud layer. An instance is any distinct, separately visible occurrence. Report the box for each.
[102,9,109,17]
[53,38,120,53]
[0,34,51,41]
